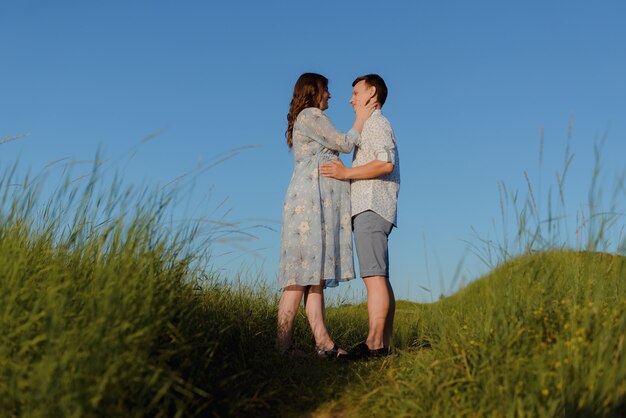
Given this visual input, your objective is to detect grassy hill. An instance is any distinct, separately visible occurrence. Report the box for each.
[2,223,625,417]
[1,161,625,417]
[322,251,626,417]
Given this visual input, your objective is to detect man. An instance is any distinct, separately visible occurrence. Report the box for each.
[319,74,400,359]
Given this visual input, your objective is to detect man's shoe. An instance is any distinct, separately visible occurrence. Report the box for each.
[339,342,390,361]
[367,345,390,359]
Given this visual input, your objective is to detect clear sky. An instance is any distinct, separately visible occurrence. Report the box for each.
[2,1,626,302]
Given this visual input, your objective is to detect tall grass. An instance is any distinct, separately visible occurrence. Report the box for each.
[2,126,626,417]
[0,151,289,417]
[470,122,625,268]
[1,154,203,416]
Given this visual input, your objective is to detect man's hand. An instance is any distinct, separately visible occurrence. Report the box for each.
[319,159,348,180]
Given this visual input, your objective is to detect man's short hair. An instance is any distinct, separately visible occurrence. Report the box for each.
[352,74,388,107]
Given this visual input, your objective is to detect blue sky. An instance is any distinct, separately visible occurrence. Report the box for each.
[2,1,626,302]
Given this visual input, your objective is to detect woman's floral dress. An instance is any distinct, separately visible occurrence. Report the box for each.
[278,107,359,289]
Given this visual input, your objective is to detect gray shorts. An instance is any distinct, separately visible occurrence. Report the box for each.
[352,210,393,278]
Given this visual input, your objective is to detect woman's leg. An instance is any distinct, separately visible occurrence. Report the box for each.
[303,284,345,353]
[276,285,305,352]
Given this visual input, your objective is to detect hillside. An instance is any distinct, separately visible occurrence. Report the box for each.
[3,231,625,417]
[321,251,626,417]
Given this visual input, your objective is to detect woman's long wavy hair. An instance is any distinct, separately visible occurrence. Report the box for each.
[286,73,328,148]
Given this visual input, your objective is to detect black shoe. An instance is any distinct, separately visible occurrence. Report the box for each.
[339,342,390,361]
[367,346,390,358]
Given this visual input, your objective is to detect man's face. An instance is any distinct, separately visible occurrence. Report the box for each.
[350,80,376,111]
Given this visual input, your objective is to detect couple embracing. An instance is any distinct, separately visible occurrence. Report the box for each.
[277,73,400,360]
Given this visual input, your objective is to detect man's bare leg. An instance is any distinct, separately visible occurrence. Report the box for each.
[383,277,395,347]
[363,276,395,350]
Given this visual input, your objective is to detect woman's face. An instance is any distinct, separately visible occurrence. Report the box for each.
[319,87,331,110]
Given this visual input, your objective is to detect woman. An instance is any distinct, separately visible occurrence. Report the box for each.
[277,73,374,358]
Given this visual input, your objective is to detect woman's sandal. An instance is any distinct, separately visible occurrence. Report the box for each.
[316,344,343,359]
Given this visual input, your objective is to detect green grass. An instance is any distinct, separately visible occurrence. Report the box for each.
[2,141,626,417]
[322,251,626,417]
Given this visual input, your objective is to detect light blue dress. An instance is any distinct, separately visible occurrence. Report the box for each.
[278,107,358,290]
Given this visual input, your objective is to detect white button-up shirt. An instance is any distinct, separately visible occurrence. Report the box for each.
[351,109,400,226]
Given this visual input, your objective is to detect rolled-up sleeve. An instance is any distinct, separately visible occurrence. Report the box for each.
[370,120,396,163]
[376,145,395,163]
